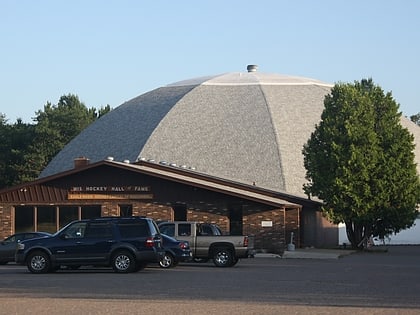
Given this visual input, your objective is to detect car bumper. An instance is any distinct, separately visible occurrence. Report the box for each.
[171,249,192,262]
[235,249,254,259]
[136,248,165,263]
[178,251,193,262]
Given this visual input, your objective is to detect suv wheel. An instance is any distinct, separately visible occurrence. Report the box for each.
[112,250,136,273]
[27,251,51,274]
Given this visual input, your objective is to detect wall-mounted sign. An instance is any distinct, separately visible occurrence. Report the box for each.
[68,186,153,200]
[261,221,273,227]
[70,186,151,193]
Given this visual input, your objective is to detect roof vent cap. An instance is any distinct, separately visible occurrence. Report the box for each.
[247,65,258,72]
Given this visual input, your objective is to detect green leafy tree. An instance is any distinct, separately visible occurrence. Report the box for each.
[20,94,112,182]
[303,79,420,249]
[410,113,420,126]
[0,116,35,188]
[0,114,12,187]
[0,97,111,188]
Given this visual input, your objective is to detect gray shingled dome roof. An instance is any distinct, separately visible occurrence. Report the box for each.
[40,67,420,198]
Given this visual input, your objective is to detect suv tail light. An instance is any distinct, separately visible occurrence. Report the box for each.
[243,236,249,247]
[146,236,162,248]
[146,237,155,248]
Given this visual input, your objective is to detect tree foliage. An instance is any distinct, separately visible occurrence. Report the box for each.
[303,79,420,249]
[0,116,36,187]
[410,113,420,126]
[0,95,112,188]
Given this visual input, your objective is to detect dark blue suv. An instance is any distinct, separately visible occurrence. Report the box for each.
[15,217,164,273]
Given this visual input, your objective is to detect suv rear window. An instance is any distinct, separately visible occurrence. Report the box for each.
[117,221,149,238]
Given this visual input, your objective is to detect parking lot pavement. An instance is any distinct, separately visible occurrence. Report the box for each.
[1,298,419,315]
[1,246,419,313]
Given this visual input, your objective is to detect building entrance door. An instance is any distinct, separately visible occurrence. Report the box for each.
[229,205,243,235]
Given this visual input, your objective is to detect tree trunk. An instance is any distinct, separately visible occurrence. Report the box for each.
[345,220,371,249]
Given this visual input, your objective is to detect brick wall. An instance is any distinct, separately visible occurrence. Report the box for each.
[0,202,300,254]
[0,205,13,238]
[244,208,289,254]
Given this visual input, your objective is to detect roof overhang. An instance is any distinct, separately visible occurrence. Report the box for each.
[0,158,316,209]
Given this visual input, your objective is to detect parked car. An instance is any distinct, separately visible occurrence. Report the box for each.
[158,221,254,267]
[159,234,192,268]
[0,232,51,265]
[15,217,164,273]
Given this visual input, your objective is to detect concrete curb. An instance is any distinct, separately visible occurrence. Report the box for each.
[254,249,357,259]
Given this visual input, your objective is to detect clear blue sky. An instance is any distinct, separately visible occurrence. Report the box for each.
[1,0,419,123]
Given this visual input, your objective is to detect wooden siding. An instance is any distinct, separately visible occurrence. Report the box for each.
[0,185,68,203]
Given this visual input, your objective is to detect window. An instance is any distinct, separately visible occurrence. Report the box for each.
[84,223,113,238]
[173,204,187,221]
[81,205,101,219]
[198,224,215,236]
[159,224,175,237]
[119,204,133,217]
[3,235,17,244]
[63,222,87,239]
[118,222,149,238]
[15,206,34,233]
[37,206,56,233]
[178,224,191,236]
[59,206,79,229]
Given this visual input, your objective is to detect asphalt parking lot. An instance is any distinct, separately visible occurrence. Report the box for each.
[1,245,419,315]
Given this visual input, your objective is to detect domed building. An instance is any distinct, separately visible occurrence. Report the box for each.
[1,65,419,251]
[41,65,336,198]
[41,64,420,196]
